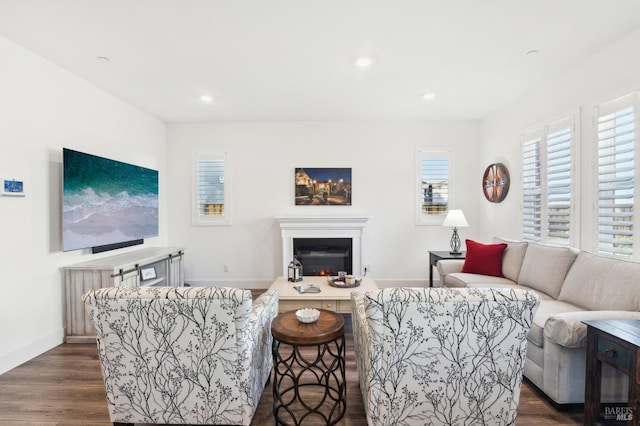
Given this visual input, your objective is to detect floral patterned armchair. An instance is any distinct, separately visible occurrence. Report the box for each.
[351,287,540,426]
[83,286,278,426]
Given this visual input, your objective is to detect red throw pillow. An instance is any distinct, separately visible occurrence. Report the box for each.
[461,239,507,277]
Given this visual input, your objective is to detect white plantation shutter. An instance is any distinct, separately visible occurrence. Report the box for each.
[522,133,542,242]
[595,93,637,257]
[192,152,231,226]
[521,116,574,246]
[197,159,224,213]
[416,149,451,224]
[421,156,449,211]
[546,119,573,245]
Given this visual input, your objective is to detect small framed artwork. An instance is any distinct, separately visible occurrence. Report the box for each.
[1,177,25,197]
[294,168,352,206]
[140,266,157,281]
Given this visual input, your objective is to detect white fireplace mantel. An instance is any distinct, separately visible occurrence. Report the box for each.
[275,215,369,276]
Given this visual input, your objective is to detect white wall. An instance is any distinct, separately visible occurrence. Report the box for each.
[10,16,636,377]
[0,35,167,374]
[478,27,640,248]
[167,121,480,289]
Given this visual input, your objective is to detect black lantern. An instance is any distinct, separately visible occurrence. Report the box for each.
[288,256,303,282]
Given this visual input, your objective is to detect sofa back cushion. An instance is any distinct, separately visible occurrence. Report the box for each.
[559,251,640,311]
[493,237,528,282]
[517,243,575,299]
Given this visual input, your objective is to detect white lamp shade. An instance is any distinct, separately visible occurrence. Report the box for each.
[442,209,469,228]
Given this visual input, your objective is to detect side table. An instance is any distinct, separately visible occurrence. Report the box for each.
[429,250,466,287]
[271,309,346,426]
[584,319,640,425]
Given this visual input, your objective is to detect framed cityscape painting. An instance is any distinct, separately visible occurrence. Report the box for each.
[295,168,351,205]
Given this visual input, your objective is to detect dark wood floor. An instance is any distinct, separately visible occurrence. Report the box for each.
[0,316,583,425]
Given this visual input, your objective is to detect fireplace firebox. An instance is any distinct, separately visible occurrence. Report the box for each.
[293,238,352,276]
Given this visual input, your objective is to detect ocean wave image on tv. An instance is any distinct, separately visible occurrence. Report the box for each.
[63,148,159,252]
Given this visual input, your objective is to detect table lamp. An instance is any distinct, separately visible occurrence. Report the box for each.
[442,209,468,254]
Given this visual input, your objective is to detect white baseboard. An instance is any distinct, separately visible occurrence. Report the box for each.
[185,278,431,290]
[374,279,430,288]
[0,327,64,375]
[184,278,275,289]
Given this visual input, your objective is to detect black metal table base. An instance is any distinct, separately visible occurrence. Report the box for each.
[272,336,346,425]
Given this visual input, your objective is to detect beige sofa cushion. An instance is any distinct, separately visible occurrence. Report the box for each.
[545,310,640,348]
[493,237,528,282]
[527,300,584,347]
[517,243,574,299]
[444,273,516,288]
[559,251,640,311]
[436,259,465,276]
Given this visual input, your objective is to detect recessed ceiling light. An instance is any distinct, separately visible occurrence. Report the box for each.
[423,92,436,100]
[355,57,373,68]
[526,50,539,56]
[200,95,214,103]
[97,56,110,62]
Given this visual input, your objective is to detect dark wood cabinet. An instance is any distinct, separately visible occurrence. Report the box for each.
[584,320,640,425]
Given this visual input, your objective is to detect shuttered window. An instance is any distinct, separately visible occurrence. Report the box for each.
[522,134,542,242]
[546,121,573,245]
[521,116,575,246]
[192,152,231,226]
[595,93,637,257]
[415,149,451,225]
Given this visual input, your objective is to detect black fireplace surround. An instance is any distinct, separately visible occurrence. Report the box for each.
[293,238,352,276]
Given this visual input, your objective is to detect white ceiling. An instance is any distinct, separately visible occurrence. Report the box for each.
[1,1,640,122]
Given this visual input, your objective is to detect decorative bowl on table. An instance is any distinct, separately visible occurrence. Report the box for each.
[296,308,320,323]
[327,276,361,288]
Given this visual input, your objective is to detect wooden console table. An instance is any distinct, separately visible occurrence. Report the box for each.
[584,319,640,425]
[64,247,185,343]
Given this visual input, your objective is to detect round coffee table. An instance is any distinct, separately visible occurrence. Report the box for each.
[271,309,346,426]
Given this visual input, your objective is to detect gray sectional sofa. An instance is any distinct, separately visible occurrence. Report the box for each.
[436,237,640,404]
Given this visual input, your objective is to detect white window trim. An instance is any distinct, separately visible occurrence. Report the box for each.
[191,151,232,226]
[415,148,452,225]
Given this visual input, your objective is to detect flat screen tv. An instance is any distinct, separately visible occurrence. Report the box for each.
[62,148,159,253]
